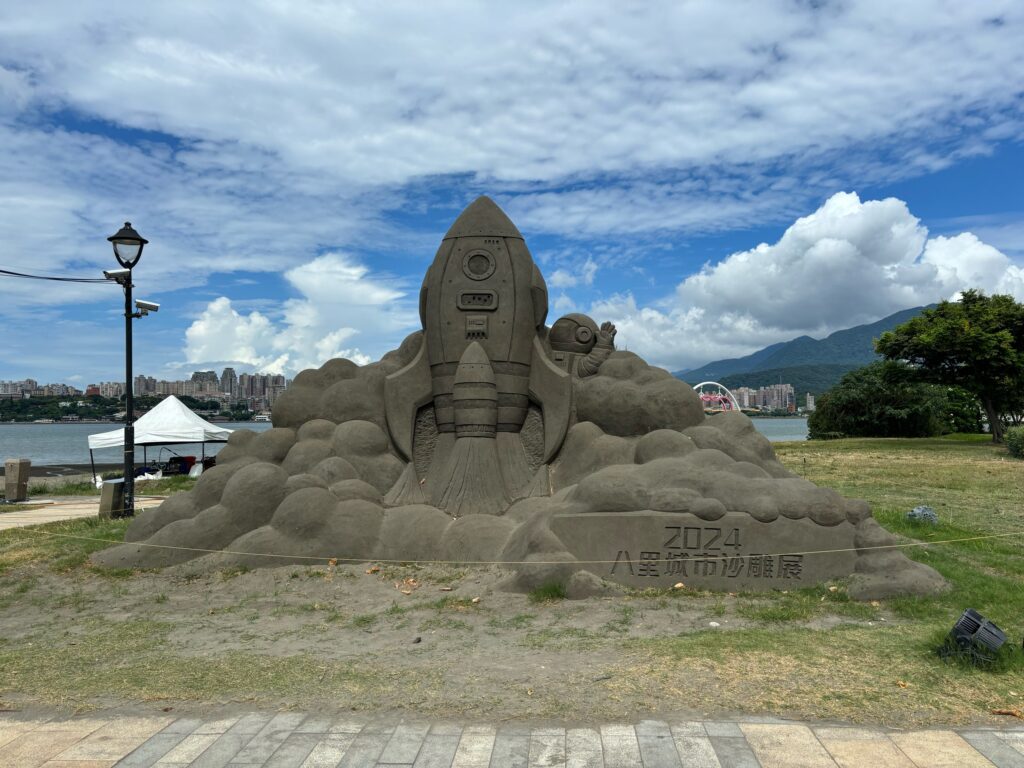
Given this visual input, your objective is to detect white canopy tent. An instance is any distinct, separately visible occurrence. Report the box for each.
[87,395,233,480]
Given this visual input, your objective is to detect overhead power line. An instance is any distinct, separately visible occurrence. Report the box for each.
[0,267,111,284]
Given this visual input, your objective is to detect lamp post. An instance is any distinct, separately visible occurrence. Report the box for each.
[106,222,148,518]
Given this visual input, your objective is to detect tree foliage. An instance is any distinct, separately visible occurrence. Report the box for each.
[1007,426,1024,459]
[875,290,1024,442]
[808,361,981,439]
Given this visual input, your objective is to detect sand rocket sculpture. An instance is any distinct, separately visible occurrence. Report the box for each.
[383,196,573,514]
[94,193,949,600]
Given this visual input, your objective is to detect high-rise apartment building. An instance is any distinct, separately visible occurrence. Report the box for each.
[220,367,238,398]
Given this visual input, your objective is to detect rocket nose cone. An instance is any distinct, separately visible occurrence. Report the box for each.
[443,196,523,240]
[454,341,496,385]
[459,340,490,366]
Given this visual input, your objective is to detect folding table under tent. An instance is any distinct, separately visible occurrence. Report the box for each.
[86,395,234,481]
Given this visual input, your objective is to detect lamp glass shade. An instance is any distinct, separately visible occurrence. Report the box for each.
[112,240,142,268]
[107,222,148,269]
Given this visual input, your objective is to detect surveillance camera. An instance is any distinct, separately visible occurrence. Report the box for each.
[135,300,160,313]
[103,268,131,281]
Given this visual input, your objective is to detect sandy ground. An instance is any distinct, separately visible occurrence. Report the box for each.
[0,559,891,725]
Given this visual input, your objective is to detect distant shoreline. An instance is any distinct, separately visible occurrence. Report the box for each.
[1,421,121,425]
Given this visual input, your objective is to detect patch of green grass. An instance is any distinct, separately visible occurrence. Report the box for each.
[40,475,197,498]
[295,603,345,623]
[52,590,93,612]
[739,594,814,623]
[0,618,427,706]
[154,593,168,604]
[0,517,132,574]
[520,627,601,650]
[528,582,567,603]
[632,621,1024,726]
[36,479,103,496]
[734,584,878,624]
[351,613,378,629]
[219,565,251,580]
[0,503,50,514]
[707,599,727,618]
[487,613,536,630]
[424,568,468,585]
[775,436,1024,535]
[932,627,1024,672]
[418,616,473,632]
[429,596,480,612]
[385,602,412,617]
[601,605,635,634]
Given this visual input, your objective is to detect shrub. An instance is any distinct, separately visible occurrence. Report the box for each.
[1007,426,1024,459]
[528,582,567,603]
[809,362,943,439]
[808,361,982,440]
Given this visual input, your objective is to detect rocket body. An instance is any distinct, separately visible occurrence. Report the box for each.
[420,199,547,435]
[383,196,572,513]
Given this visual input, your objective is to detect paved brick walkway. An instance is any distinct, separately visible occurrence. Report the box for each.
[0,496,164,531]
[0,712,1021,767]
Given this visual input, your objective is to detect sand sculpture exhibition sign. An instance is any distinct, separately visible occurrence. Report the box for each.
[95,197,946,600]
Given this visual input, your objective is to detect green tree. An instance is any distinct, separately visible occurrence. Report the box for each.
[875,290,1024,442]
[808,361,962,439]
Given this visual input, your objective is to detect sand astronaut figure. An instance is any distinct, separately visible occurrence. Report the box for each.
[548,314,617,378]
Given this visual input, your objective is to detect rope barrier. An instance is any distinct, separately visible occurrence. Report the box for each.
[7,525,1023,568]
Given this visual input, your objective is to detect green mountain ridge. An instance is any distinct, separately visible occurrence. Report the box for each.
[676,305,929,395]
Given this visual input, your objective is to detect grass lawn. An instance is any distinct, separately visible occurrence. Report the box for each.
[0,435,1021,724]
[37,474,197,497]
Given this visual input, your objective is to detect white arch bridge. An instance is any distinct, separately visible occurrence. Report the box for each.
[693,381,742,412]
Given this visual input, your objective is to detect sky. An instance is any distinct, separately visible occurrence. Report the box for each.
[1,1,1022,386]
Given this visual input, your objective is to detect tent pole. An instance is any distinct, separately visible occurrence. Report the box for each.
[90,450,97,485]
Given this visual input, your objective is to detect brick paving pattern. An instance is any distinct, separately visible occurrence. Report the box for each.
[1,712,1022,767]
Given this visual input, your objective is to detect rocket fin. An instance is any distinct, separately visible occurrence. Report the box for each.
[384,338,433,462]
[528,335,572,463]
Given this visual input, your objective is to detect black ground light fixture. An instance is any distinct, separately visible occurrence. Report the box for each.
[938,608,1007,666]
[103,222,152,518]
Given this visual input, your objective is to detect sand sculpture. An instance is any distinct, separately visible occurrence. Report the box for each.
[94,197,947,600]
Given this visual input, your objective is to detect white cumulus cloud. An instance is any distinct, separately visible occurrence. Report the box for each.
[183,253,414,375]
[593,192,1024,371]
[548,257,598,289]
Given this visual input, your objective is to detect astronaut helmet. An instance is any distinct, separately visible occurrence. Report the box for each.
[549,313,599,354]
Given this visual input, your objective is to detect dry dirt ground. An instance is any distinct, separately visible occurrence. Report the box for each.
[3,555,999,729]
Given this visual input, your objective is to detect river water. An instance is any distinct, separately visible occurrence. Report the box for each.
[0,422,273,466]
[0,416,808,466]
[747,417,809,442]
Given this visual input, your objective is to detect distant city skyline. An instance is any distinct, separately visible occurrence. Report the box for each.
[2,367,291,412]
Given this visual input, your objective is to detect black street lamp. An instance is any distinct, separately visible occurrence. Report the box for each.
[105,222,150,517]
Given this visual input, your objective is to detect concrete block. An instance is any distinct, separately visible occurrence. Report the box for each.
[98,479,125,519]
[4,459,30,503]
